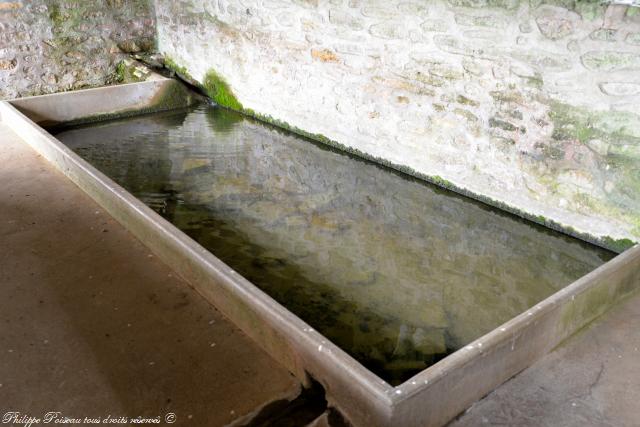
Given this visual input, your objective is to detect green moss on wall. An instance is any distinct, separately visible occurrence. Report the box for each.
[534,101,640,250]
[600,237,635,253]
[49,3,63,26]
[164,58,242,111]
[114,61,126,83]
[111,59,150,84]
[202,70,243,111]
[164,57,189,76]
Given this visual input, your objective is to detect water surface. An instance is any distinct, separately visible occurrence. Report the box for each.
[54,105,614,385]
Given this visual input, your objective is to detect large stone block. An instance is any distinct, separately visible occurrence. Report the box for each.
[599,82,640,96]
[581,51,640,71]
[534,6,580,40]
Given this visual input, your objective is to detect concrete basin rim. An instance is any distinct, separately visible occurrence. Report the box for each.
[2,84,638,422]
[5,79,169,103]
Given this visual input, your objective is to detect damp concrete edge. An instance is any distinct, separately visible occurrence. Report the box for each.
[2,82,640,427]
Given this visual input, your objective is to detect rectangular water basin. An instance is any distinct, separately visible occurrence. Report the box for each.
[2,80,639,427]
[51,104,614,383]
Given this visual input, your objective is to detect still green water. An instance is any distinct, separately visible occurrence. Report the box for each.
[54,105,614,385]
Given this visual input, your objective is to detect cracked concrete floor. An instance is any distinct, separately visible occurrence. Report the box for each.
[451,290,640,427]
[0,121,301,426]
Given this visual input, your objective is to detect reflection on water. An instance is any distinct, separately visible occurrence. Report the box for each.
[54,105,614,385]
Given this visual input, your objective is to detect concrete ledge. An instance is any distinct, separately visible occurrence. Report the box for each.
[2,83,639,427]
[7,78,198,128]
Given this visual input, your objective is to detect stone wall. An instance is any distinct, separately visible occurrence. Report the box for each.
[155,0,640,251]
[0,0,155,99]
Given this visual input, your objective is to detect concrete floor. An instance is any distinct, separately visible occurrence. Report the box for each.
[451,290,640,427]
[0,122,302,426]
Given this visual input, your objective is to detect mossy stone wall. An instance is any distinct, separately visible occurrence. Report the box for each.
[0,0,155,99]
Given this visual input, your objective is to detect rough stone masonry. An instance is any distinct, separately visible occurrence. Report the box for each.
[0,0,154,99]
[155,0,640,251]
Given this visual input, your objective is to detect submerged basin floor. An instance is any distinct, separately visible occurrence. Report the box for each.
[53,105,614,385]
